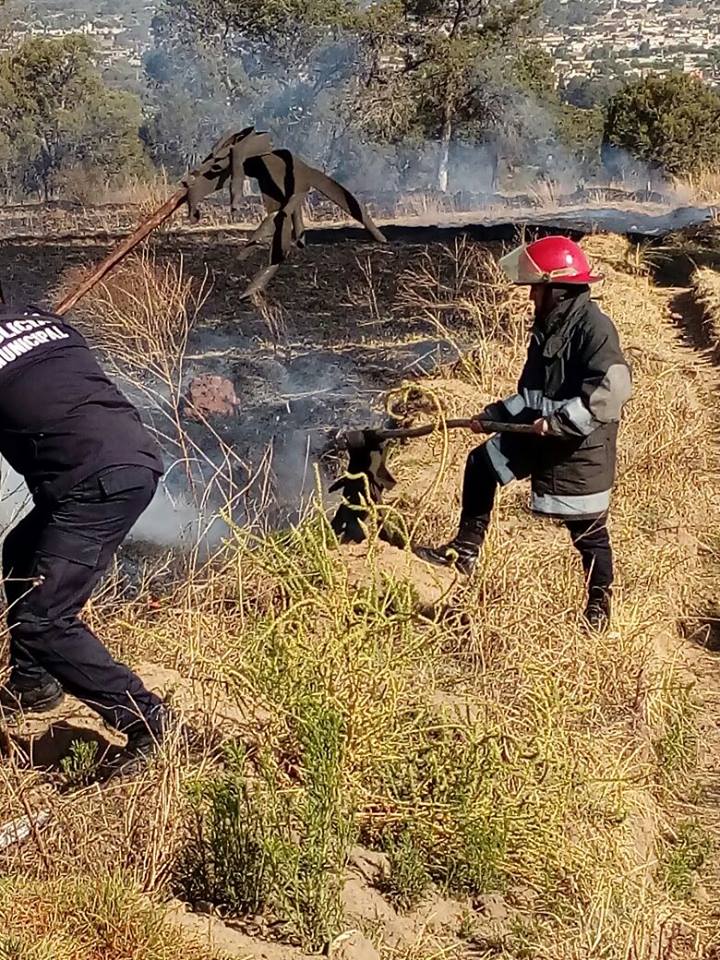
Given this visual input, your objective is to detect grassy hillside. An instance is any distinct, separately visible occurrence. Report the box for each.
[2,232,720,959]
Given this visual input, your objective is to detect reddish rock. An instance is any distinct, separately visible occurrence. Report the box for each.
[185,374,240,420]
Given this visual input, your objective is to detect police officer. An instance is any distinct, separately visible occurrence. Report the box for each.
[0,302,168,762]
[415,236,633,630]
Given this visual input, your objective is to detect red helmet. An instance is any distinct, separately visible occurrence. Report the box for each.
[499,236,604,286]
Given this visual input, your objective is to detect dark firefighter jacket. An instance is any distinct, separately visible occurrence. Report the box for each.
[483,289,632,520]
[0,304,163,504]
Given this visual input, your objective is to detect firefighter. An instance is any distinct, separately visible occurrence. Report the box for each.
[415,236,633,630]
[0,302,168,765]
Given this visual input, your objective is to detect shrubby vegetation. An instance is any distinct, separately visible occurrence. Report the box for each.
[0,0,718,200]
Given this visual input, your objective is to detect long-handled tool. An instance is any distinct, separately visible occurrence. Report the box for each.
[330,417,537,543]
[361,418,538,441]
[51,124,388,315]
[53,128,273,316]
[53,188,187,316]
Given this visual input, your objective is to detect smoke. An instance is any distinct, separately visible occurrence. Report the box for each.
[0,461,225,551]
[143,25,697,209]
[0,464,31,533]
[131,481,229,547]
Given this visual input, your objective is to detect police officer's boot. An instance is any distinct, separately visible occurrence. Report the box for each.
[413,521,485,577]
[106,705,199,780]
[583,586,612,632]
[0,675,65,715]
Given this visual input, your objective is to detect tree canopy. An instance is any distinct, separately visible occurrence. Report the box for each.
[0,36,147,199]
[147,0,545,189]
[1,3,720,201]
[604,72,720,177]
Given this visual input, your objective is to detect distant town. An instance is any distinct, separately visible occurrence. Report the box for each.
[2,0,718,86]
[539,0,720,86]
[1,2,152,69]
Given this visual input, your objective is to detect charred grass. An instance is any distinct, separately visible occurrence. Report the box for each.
[1,234,720,959]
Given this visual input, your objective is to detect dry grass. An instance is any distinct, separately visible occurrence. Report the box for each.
[395,236,529,349]
[675,167,720,205]
[57,250,208,376]
[2,233,720,958]
[0,874,219,959]
[692,266,720,347]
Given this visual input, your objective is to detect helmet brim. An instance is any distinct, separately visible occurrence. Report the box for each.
[499,245,604,285]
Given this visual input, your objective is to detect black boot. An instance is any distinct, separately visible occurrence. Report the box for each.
[583,587,612,632]
[104,705,178,779]
[413,537,481,577]
[0,675,65,716]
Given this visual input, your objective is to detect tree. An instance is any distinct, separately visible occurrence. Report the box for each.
[604,72,720,177]
[0,36,148,199]
[147,0,357,175]
[149,0,542,191]
[348,0,541,189]
[562,76,620,110]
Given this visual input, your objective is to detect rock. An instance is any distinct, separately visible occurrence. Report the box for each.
[348,845,391,882]
[185,374,240,420]
[329,931,380,960]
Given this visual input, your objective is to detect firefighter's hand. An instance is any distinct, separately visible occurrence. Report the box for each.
[531,418,550,436]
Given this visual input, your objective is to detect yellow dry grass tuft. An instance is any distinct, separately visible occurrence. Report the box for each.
[692,266,720,346]
[0,874,220,959]
[395,236,529,350]
[675,166,720,204]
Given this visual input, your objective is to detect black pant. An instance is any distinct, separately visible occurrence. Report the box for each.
[460,446,614,592]
[2,465,164,732]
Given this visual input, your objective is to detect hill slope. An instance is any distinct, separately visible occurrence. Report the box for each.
[2,231,720,958]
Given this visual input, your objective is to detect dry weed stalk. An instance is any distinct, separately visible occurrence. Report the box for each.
[674,165,720,204]
[250,291,289,350]
[396,236,529,349]
[527,176,561,208]
[61,249,206,379]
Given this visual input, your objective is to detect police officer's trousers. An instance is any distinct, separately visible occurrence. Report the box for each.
[2,465,164,732]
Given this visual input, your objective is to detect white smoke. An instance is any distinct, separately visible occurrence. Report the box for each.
[0,461,222,550]
[0,463,31,533]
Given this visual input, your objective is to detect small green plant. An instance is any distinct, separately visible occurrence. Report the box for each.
[381,828,432,908]
[60,740,99,787]
[175,694,355,950]
[174,747,271,915]
[658,821,711,900]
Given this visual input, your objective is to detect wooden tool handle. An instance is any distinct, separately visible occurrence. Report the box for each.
[53,188,187,316]
[375,418,538,440]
